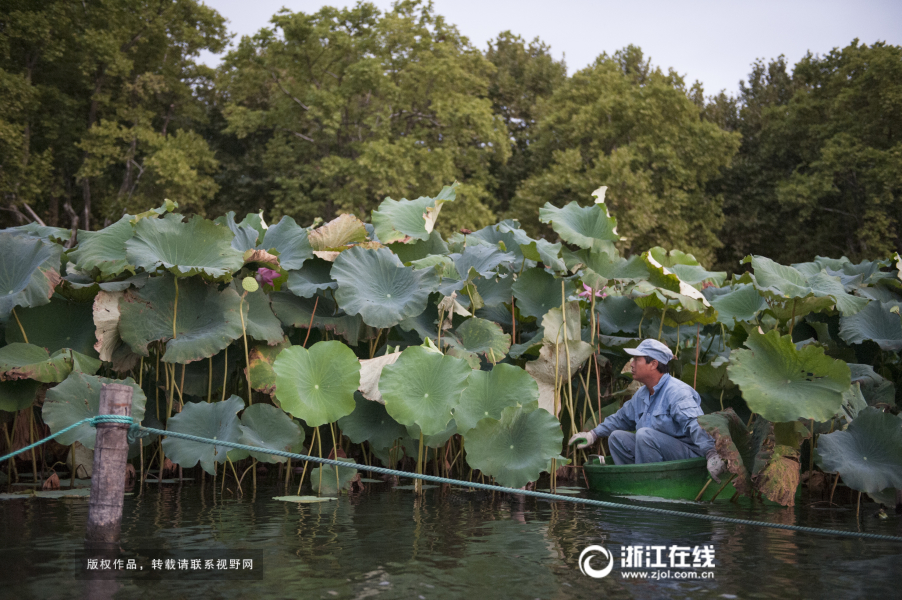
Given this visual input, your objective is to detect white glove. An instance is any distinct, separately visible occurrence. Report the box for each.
[706,449,726,483]
[568,431,597,449]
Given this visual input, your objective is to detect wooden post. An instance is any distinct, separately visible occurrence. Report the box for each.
[85,384,133,547]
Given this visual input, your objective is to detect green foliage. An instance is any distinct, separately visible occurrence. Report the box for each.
[163,396,243,475]
[816,408,902,495]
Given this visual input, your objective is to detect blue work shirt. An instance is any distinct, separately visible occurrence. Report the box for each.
[591,374,714,454]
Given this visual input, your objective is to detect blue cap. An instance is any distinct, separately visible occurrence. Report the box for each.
[624,339,673,365]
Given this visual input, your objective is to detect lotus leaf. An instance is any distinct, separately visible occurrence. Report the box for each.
[380,346,470,435]
[332,246,438,329]
[451,245,516,278]
[512,268,576,325]
[406,420,458,448]
[456,364,539,433]
[570,249,649,282]
[214,211,259,251]
[129,199,178,223]
[371,183,457,244]
[119,274,243,363]
[509,329,544,359]
[237,286,284,344]
[357,351,402,404]
[446,318,510,363]
[246,339,289,395]
[708,284,767,327]
[411,255,460,279]
[162,396,243,475]
[270,291,367,346]
[816,407,902,494]
[474,276,513,308]
[524,341,594,415]
[520,240,566,273]
[338,392,408,449]
[0,232,62,319]
[538,201,619,250]
[307,214,367,250]
[838,301,902,351]
[594,295,644,335]
[464,402,565,489]
[125,214,244,280]
[697,409,774,498]
[43,373,146,449]
[237,403,303,463]
[67,216,136,277]
[0,344,79,383]
[387,231,450,263]
[259,216,313,270]
[542,302,581,346]
[848,363,896,407]
[4,297,97,357]
[273,341,360,427]
[10,223,71,244]
[727,330,850,423]
[310,458,358,495]
[754,444,801,506]
[0,379,41,412]
[285,258,337,298]
[273,495,336,503]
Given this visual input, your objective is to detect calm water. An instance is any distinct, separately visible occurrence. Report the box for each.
[1,479,900,600]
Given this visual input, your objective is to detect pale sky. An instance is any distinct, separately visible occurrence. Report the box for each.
[198,0,902,96]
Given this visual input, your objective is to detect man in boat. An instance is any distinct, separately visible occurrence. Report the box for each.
[569,339,726,481]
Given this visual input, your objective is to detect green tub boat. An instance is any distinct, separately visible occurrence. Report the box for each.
[582,456,734,502]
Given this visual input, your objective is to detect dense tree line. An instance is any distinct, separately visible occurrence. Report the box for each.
[1,0,899,269]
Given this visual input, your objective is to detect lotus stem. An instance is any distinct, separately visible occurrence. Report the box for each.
[415,431,425,494]
[709,473,736,502]
[228,456,242,495]
[238,293,252,405]
[12,307,28,343]
[856,491,862,519]
[29,408,37,484]
[638,311,644,338]
[788,299,797,336]
[829,473,840,505]
[297,426,315,495]
[488,348,498,366]
[329,422,340,493]
[590,291,597,346]
[303,296,319,347]
[285,457,291,492]
[221,459,227,495]
[155,346,160,419]
[178,363,186,410]
[139,438,144,496]
[221,346,228,402]
[561,282,576,433]
[172,276,179,340]
[317,426,324,493]
[511,296,517,345]
[657,308,666,340]
[207,356,213,403]
[3,420,18,489]
[593,350,602,427]
[695,477,714,501]
[693,324,701,390]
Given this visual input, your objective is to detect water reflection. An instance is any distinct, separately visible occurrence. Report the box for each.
[0,481,899,599]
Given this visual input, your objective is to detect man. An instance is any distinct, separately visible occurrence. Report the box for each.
[569,339,726,481]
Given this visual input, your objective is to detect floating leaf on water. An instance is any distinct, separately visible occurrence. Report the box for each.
[358,478,385,483]
[464,402,565,489]
[727,330,850,423]
[816,407,902,494]
[126,213,244,281]
[456,364,539,434]
[380,346,470,436]
[162,396,243,475]
[273,341,360,427]
[331,246,438,329]
[273,495,337,503]
[238,403,303,463]
[43,373,147,450]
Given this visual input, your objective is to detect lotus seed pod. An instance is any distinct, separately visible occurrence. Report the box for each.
[242,277,260,293]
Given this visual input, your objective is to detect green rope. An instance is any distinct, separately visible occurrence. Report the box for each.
[3,415,901,544]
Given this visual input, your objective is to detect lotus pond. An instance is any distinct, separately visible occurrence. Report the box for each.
[1,479,901,599]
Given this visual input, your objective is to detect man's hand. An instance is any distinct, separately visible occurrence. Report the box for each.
[706,449,726,483]
[568,431,597,449]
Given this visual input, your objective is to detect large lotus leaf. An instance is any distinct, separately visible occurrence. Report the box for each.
[406,419,458,448]
[331,246,438,329]
[272,341,360,427]
[512,267,576,325]
[475,276,514,308]
[357,351,402,404]
[310,458,358,495]
[4,296,97,357]
[43,373,146,449]
[338,392,408,449]
[572,248,649,282]
[698,409,774,497]
[387,231,450,263]
[213,211,259,251]
[754,444,800,507]
[371,183,457,244]
[0,379,41,412]
[446,317,510,362]
[236,286,284,344]
[670,265,727,289]
[397,294,441,342]
[285,258,337,298]
[10,223,71,244]
[270,291,367,346]
[542,302,581,346]
[93,290,128,363]
[816,407,902,494]
[129,199,179,224]
[520,239,566,273]
[451,245,516,278]
[727,330,850,422]
[594,295,644,335]
[464,402,565,488]
[237,403,303,463]
[848,363,896,407]
[246,338,289,395]
[709,284,767,327]
[509,328,545,359]
[629,282,717,327]
[456,363,539,433]
[648,247,700,268]
[259,216,313,270]
[308,214,367,251]
[411,255,460,280]
[0,343,73,383]
[538,201,619,250]
[380,346,470,435]
[524,341,594,415]
[467,222,530,269]
[0,232,62,320]
[119,274,243,363]
[125,214,244,281]
[67,216,137,277]
[838,301,902,350]
[162,396,243,475]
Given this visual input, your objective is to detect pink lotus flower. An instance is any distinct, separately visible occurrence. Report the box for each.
[255,267,279,287]
[578,283,607,299]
